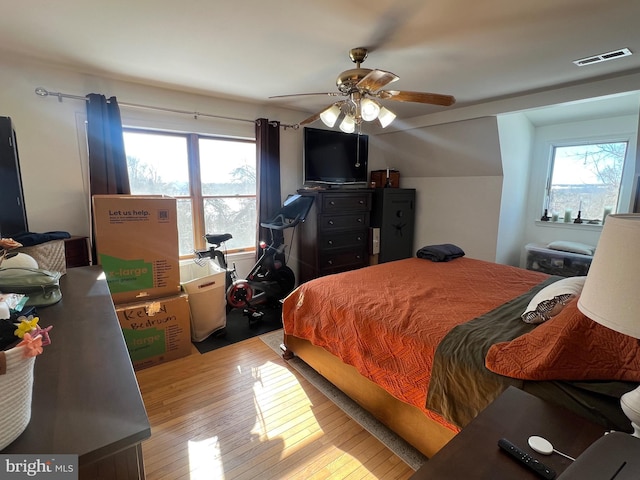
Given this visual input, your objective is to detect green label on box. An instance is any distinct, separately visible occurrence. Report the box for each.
[122,327,166,361]
[100,254,153,293]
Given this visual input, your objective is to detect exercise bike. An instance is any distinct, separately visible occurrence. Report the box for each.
[194,194,314,321]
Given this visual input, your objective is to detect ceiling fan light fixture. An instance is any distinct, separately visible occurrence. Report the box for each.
[377,106,396,128]
[319,104,341,128]
[360,98,381,122]
[339,115,356,133]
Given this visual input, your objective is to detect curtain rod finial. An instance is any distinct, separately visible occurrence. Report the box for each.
[35,87,49,97]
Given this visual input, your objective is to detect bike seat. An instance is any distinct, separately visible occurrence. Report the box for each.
[205,233,233,245]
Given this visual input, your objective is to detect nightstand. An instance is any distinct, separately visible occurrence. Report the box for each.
[410,387,607,479]
[64,235,90,268]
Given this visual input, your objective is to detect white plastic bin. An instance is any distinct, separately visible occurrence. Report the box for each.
[180,262,226,341]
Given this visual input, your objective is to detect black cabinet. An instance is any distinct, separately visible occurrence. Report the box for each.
[371,188,416,263]
[0,116,28,237]
[296,189,372,283]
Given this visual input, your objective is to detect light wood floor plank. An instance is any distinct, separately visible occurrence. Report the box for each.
[136,335,415,479]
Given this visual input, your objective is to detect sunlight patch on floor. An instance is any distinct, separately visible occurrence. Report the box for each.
[188,436,224,480]
[249,360,338,466]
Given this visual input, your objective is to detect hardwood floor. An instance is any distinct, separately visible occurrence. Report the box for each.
[135,335,415,480]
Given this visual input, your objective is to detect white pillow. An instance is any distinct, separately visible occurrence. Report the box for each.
[547,241,595,256]
[521,276,586,324]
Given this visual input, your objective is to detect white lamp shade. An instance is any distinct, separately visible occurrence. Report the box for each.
[577,214,640,339]
[339,115,355,133]
[320,104,341,128]
[360,98,381,122]
[377,106,396,128]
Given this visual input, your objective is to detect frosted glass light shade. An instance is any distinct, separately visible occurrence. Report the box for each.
[320,104,341,128]
[360,98,381,122]
[339,115,355,133]
[377,106,396,128]
[577,214,640,338]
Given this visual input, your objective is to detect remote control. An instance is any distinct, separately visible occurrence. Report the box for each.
[498,438,556,479]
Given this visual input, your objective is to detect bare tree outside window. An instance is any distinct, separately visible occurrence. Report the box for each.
[547,142,628,221]
[123,130,256,256]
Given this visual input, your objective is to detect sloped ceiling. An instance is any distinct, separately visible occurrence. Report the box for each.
[373,117,502,176]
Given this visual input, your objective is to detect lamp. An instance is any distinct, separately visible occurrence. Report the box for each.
[339,114,355,133]
[320,104,341,128]
[577,214,640,437]
[319,96,396,131]
[360,98,381,122]
[377,106,396,128]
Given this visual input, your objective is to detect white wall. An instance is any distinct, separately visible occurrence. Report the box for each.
[402,176,502,261]
[495,113,535,265]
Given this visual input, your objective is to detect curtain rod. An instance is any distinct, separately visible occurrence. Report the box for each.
[34,87,298,129]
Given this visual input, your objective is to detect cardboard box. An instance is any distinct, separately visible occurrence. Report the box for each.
[92,195,180,303]
[115,293,191,370]
[370,169,400,188]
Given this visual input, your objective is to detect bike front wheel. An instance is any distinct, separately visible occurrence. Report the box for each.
[273,266,296,300]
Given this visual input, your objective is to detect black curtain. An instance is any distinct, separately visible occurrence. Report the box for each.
[86,93,131,262]
[255,118,282,259]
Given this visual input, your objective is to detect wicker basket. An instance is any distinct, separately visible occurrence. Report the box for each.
[0,344,35,450]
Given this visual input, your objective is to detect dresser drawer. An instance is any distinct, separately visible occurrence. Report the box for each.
[319,212,369,231]
[319,230,367,251]
[318,248,368,275]
[321,193,371,213]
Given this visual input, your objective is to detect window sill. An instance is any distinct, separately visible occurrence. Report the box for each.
[534,220,603,231]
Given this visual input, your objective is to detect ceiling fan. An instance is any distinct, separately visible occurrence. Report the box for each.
[270,47,456,132]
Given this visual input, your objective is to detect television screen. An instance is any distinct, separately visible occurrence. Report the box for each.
[303,127,368,186]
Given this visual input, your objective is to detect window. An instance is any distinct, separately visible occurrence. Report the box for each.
[123,129,256,256]
[546,142,628,221]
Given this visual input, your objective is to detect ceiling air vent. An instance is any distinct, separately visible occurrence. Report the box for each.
[573,48,632,66]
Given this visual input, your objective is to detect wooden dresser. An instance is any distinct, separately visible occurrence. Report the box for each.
[2,266,151,479]
[296,188,372,283]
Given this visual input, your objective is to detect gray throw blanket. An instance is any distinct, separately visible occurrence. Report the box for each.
[416,243,465,262]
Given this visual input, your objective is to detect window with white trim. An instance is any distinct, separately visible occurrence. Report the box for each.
[546,141,629,222]
[123,128,256,257]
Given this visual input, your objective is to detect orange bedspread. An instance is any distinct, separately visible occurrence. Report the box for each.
[282,257,548,430]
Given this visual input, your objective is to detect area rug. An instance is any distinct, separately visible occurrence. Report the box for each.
[259,329,428,471]
[193,304,283,354]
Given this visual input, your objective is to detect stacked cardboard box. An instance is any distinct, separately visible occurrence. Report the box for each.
[93,195,191,369]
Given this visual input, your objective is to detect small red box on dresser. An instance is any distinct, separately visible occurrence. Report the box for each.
[370,169,400,188]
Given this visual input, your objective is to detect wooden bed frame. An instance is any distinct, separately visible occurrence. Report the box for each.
[282,333,457,458]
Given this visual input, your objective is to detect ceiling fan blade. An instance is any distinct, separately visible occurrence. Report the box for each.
[378,90,456,106]
[299,111,323,126]
[356,69,399,93]
[269,92,342,99]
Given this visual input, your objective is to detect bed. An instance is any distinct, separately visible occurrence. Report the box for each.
[281,256,640,458]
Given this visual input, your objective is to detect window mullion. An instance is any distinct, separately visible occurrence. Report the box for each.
[188,134,206,250]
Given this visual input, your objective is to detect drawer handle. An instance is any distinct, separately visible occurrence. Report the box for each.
[359,200,364,204]
[356,236,362,241]
[327,260,333,265]
[355,255,361,260]
[328,220,334,225]
[357,218,362,223]
[330,201,335,206]
[328,240,333,245]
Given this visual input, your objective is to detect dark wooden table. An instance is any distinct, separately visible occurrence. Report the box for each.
[410,386,607,479]
[2,266,151,479]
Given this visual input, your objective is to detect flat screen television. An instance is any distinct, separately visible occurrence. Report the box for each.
[303,127,368,186]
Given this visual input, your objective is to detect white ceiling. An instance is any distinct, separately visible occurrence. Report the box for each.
[2,0,640,124]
